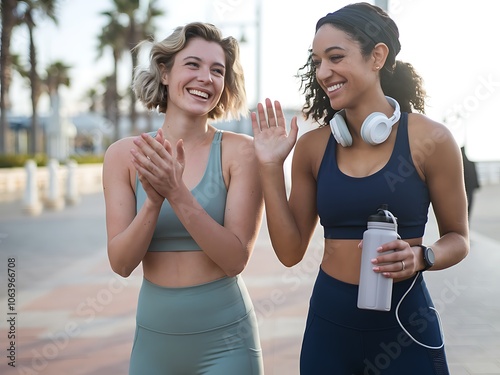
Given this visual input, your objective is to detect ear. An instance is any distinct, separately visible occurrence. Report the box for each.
[372,42,389,71]
[159,63,169,85]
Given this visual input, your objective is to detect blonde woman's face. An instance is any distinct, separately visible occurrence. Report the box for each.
[163,37,226,117]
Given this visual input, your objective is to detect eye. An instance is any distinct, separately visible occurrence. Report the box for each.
[311,59,321,68]
[212,68,225,76]
[186,61,199,68]
[329,54,344,62]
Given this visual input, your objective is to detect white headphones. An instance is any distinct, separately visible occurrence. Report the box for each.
[330,96,401,147]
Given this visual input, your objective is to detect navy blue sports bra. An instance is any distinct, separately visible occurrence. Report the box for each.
[316,112,430,240]
[135,130,227,251]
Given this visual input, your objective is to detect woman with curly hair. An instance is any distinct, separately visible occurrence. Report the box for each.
[252,3,468,374]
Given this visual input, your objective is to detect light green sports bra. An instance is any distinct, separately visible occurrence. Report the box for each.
[135,130,227,251]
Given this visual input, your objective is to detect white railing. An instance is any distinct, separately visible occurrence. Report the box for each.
[0,163,103,203]
[1,161,499,204]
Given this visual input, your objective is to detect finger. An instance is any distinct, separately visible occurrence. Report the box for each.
[257,102,268,128]
[141,132,165,156]
[133,135,156,161]
[155,128,165,144]
[265,98,277,127]
[274,100,286,129]
[176,139,185,169]
[164,139,173,156]
[289,116,299,143]
[251,111,261,134]
[130,147,150,168]
[131,152,154,178]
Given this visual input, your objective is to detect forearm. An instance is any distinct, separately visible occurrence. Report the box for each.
[259,164,304,266]
[431,231,469,270]
[414,232,469,272]
[169,187,252,276]
[107,200,162,277]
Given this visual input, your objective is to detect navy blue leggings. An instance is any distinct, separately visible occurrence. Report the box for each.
[300,268,449,375]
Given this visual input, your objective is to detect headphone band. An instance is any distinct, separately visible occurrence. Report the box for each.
[330,96,401,147]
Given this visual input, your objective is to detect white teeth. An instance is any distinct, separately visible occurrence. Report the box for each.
[188,89,209,98]
[327,83,344,92]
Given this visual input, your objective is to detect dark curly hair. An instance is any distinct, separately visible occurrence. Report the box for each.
[298,2,426,126]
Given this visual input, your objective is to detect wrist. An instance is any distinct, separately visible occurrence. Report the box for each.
[144,196,164,211]
[417,245,435,271]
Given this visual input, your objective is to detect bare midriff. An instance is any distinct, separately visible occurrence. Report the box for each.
[141,251,226,287]
[321,237,423,285]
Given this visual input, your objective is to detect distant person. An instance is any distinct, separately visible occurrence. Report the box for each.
[461,146,480,220]
[251,2,469,374]
[102,22,264,374]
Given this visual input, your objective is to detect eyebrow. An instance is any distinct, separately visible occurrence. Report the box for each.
[311,46,346,57]
[183,56,225,69]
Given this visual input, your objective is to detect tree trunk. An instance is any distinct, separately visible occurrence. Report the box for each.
[0,0,17,154]
[27,16,40,156]
[129,19,138,135]
[112,51,120,141]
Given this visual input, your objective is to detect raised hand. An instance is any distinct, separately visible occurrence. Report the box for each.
[251,98,299,166]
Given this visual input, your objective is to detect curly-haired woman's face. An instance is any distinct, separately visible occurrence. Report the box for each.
[312,24,378,110]
[163,37,226,117]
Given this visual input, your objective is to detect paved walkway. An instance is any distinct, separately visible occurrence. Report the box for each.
[0,184,499,375]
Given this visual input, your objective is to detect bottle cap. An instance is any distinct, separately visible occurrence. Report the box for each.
[368,204,397,224]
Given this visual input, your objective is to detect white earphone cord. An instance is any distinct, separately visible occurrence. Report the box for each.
[395,272,445,349]
[383,209,445,349]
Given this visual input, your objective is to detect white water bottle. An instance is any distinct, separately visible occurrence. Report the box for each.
[357,204,398,311]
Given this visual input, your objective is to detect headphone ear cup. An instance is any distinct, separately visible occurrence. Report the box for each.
[361,112,393,145]
[330,111,353,147]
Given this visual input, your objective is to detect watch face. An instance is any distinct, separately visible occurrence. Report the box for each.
[426,247,435,265]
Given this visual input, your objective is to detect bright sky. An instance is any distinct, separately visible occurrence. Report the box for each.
[9,0,500,161]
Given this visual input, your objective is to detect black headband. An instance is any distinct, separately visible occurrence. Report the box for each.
[316,5,401,57]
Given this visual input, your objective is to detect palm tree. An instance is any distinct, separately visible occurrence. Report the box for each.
[97,10,126,142]
[101,0,164,135]
[84,87,99,113]
[45,61,70,95]
[18,0,59,156]
[0,0,24,154]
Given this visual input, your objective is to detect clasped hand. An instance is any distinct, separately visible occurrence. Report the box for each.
[131,128,185,205]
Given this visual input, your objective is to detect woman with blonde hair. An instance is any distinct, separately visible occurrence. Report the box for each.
[103,22,264,374]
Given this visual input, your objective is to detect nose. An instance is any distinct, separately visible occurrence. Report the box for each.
[315,60,331,82]
[197,67,213,83]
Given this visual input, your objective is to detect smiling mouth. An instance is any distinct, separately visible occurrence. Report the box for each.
[188,89,209,99]
[327,83,344,92]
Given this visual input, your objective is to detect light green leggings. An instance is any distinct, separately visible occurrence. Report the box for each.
[129,276,264,374]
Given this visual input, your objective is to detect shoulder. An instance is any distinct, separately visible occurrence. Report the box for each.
[103,136,137,177]
[220,129,253,146]
[220,130,254,154]
[407,113,461,175]
[292,126,330,177]
[407,113,454,144]
[295,125,331,157]
[104,136,136,160]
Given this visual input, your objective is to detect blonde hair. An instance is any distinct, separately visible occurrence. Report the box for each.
[133,22,247,120]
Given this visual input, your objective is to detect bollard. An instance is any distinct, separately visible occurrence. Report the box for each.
[45,159,65,210]
[65,159,80,205]
[22,160,42,215]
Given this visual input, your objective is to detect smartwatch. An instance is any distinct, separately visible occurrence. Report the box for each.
[418,245,435,271]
